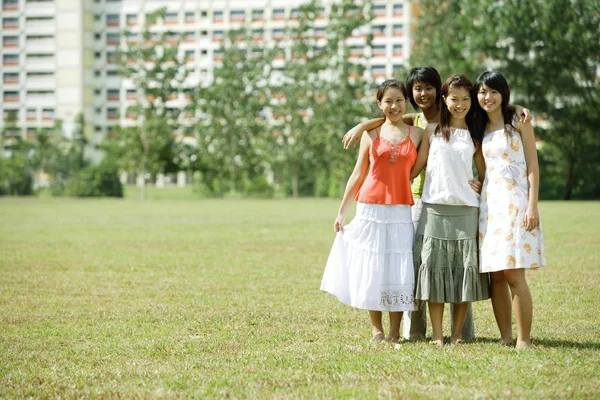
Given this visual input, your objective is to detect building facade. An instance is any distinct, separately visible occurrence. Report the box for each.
[1,0,415,148]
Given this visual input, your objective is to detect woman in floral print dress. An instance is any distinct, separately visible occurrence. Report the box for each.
[475,71,546,350]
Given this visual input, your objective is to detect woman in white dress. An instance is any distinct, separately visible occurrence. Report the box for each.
[475,71,546,350]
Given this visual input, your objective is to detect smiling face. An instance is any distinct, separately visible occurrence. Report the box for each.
[412,80,437,111]
[443,87,471,120]
[377,87,407,122]
[477,83,503,114]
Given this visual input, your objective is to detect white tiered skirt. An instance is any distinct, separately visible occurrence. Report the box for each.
[320,202,416,312]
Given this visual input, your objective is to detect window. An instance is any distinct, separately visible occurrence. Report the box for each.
[94,33,102,40]
[392,24,403,36]
[106,52,115,63]
[372,45,386,56]
[2,17,19,29]
[273,28,284,39]
[314,27,326,38]
[41,108,54,120]
[374,4,386,16]
[3,54,18,66]
[393,3,403,15]
[107,108,118,119]
[126,14,137,25]
[94,89,101,95]
[2,0,18,10]
[106,33,119,45]
[213,30,224,40]
[200,49,207,55]
[107,70,119,76]
[290,8,300,19]
[200,10,207,17]
[95,51,101,59]
[95,70,101,77]
[185,11,194,23]
[184,31,195,42]
[94,14,101,21]
[393,44,403,55]
[106,14,119,26]
[200,30,208,37]
[373,24,386,36]
[272,8,284,20]
[3,36,19,47]
[350,45,364,57]
[371,65,386,75]
[3,72,19,83]
[252,9,263,20]
[26,109,36,120]
[164,12,178,24]
[4,91,19,101]
[107,89,119,100]
[230,9,245,21]
[213,10,223,21]
[126,89,137,99]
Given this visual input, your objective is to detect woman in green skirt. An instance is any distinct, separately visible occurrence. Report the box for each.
[410,74,490,346]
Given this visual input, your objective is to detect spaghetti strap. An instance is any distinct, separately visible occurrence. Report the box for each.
[375,126,380,136]
[407,126,411,138]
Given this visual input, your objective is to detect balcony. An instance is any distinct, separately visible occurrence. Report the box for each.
[2,0,18,12]
[3,75,19,85]
[3,93,20,103]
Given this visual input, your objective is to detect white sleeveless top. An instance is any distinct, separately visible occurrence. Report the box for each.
[421,128,479,207]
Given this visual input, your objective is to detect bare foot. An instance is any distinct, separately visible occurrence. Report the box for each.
[429,338,444,347]
[499,338,514,347]
[515,340,532,350]
[385,336,402,344]
[450,337,464,345]
[370,332,385,342]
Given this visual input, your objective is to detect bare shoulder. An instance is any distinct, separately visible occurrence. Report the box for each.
[365,129,378,142]
[514,119,534,137]
[410,125,425,146]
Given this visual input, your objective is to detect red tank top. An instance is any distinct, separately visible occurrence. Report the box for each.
[356,127,416,205]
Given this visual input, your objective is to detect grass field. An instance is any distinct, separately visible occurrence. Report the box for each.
[1,197,599,399]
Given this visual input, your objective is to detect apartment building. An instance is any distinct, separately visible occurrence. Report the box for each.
[1,0,415,147]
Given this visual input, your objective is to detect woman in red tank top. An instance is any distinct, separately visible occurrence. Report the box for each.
[321,80,425,343]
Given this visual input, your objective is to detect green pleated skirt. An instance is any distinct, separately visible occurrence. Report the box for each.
[414,203,490,303]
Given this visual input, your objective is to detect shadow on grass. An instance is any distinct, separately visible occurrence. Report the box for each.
[472,336,600,350]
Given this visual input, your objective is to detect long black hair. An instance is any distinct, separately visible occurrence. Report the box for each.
[474,71,516,137]
[436,74,481,145]
[405,66,442,111]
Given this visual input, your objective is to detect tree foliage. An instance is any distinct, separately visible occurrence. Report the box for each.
[411,0,600,199]
[109,7,190,199]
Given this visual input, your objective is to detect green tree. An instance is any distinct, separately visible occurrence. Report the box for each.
[110,8,190,200]
[0,111,34,195]
[270,0,373,197]
[411,0,600,199]
[191,28,271,197]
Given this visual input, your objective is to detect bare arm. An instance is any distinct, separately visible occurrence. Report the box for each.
[409,126,432,180]
[517,120,541,231]
[470,145,486,194]
[334,132,372,232]
[402,113,417,126]
[343,118,384,149]
[512,104,532,123]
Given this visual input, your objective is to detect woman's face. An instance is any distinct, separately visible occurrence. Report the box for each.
[377,87,407,122]
[477,83,503,114]
[443,87,471,120]
[412,80,437,110]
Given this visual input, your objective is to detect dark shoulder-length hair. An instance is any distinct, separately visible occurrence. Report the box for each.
[436,74,481,144]
[474,71,516,137]
[405,66,442,111]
